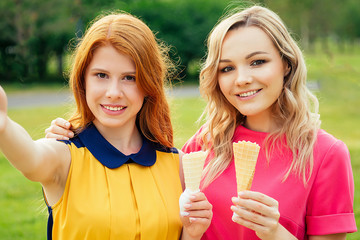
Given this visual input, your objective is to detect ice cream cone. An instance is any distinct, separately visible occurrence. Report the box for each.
[233,141,260,194]
[182,151,207,192]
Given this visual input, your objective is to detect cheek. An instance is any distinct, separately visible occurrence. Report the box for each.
[262,67,284,88]
[218,76,230,95]
[266,74,284,101]
[128,87,145,106]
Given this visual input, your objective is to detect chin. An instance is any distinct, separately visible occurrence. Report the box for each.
[94,119,124,129]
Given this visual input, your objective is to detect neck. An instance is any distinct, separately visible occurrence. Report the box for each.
[244,111,277,133]
[93,121,143,155]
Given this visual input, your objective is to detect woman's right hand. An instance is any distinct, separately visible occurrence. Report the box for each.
[180,191,213,240]
[45,118,74,140]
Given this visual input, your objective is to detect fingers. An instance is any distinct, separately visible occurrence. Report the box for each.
[231,210,269,233]
[231,191,280,234]
[53,118,72,130]
[180,191,212,239]
[233,191,279,219]
[181,192,213,221]
[44,118,74,140]
[238,191,279,208]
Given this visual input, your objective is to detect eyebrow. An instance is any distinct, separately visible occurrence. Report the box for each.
[219,51,269,63]
[245,51,268,59]
[89,68,136,75]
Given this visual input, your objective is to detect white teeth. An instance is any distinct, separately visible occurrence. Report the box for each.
[103,105,125,111]
[238,90,258,97]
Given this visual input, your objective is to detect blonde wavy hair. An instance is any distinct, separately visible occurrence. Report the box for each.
[199,5,320,188]
[68,12,175,148]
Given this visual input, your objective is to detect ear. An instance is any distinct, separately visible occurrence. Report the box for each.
[283,61,291,77]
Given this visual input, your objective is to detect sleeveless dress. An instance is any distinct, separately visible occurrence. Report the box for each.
[45,123,183,240]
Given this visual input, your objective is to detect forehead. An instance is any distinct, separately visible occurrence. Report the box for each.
[220,26,278,58]
[89,45,135,70]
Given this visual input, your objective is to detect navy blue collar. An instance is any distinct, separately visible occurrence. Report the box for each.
[75,123,157,169]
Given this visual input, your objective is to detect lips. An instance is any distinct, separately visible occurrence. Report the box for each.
[237,89,261,98]
[101,104,126,111]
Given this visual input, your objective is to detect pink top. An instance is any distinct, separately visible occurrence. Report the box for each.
[182,125,357,240]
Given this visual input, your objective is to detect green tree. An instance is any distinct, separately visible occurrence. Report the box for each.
[116,0,231,80]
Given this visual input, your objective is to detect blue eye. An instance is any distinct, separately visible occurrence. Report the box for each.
[251,60,266,66]
[220,66,234,73]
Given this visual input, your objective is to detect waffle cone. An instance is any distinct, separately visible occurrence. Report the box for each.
[233,141,260,194]
[182,151,207,192]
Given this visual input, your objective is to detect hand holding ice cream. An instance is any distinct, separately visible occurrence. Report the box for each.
[231,140,260,220]
[233,141,260,194]
[179,151,212,239]
[230,141,283,238]
[179,151,207,213]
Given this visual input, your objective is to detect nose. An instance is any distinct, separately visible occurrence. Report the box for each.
[105,79,124,99]
[235,67,252,86]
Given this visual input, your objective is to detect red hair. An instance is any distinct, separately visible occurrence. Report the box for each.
[68,12,174,148]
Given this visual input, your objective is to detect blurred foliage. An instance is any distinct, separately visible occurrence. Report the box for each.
[0,0,360,84]
[119,0,232,79]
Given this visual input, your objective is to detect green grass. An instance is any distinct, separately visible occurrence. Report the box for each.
[0,51,359,238]
[0,105,71,240]
[307,52,360,239]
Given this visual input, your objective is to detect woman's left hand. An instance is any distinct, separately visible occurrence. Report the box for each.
[180,191,212,240]
[231,191,296,240]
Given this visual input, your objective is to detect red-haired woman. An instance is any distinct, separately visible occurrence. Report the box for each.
[0,12,212,240]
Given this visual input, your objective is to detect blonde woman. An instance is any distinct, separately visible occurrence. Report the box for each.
[0,12,212,240]
[182,5,356,240]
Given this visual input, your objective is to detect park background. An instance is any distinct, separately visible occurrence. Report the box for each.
[0,0,359,239]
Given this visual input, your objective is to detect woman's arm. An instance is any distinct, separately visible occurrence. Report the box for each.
[0,86,70,187]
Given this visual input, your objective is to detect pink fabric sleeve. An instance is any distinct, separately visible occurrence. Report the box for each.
[181,128,203,153]
[306,140,357,235]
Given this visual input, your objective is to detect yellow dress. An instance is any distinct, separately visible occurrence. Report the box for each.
[45,124,182,240]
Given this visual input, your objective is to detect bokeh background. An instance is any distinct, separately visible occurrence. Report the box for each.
[0,0,359,239]
[1,0,360,85]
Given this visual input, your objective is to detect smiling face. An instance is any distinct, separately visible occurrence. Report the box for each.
[85,44,145,133]
[218,26,289,132]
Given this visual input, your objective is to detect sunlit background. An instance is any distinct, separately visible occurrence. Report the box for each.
[0,0,359,239]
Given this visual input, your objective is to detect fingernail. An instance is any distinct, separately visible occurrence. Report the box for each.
[65,122,70,128]
[184,204,191,209]
[180,211,189,216]
[68,132,74,137]
[189,217,196,223]
[232,212,239,222]
[238,191,244,197]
